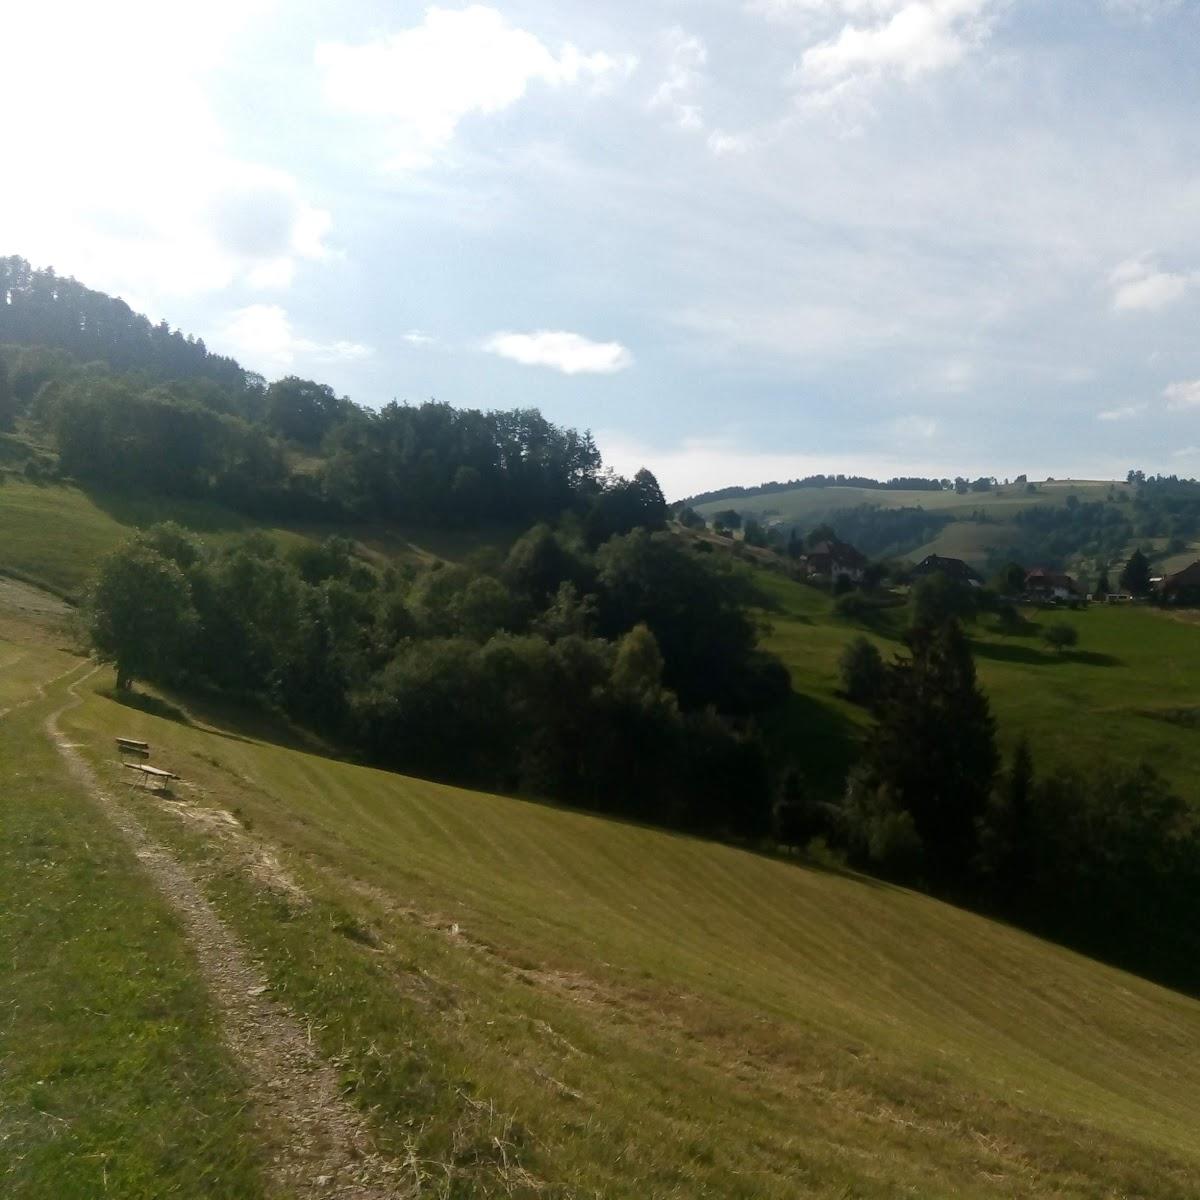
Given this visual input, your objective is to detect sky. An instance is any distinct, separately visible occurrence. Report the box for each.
[3,0,1200,498]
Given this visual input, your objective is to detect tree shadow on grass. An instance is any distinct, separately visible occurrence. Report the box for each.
[1063,649,1122,668]
[100,685,193,726]
[970,640,1049,666]
[762,690,862,803]
[81,485,250,535]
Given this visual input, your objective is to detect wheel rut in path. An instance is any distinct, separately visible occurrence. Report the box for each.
[44,669,409,1199]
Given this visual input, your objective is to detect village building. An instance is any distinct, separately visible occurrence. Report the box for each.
[799,539,867,583]
[1025,567,1079,601]
[910,554,983,587]
[1158,559,1200,604]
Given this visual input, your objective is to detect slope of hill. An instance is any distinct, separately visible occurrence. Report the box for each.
[692,480,1141,569]
[0,596,1192,1197]
[756,568,1200,796]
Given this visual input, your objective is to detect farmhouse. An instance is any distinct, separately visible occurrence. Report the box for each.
[1159,560,1200,604]
[800,539,867,583]
[910,554,982,587]
[1025,568,1079,601]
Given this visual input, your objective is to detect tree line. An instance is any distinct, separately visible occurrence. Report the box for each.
[826,575,1200,991]
[88,520,789,838]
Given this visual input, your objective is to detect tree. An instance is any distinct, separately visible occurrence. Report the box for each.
[909,573,977,630]
[806,523,837,548]
[742,517,768,548]
[0,354,14,430]
[865,621,998,885]
[87,544,197,691]
[1042,621,1078,654]
[264,376,343,447]
[839,636,886,707]
[713,508,742,532]
[978,738,1035,905]
[991,562,1027,596]
[1096,567,1111,596]
[1119,549,1151,596]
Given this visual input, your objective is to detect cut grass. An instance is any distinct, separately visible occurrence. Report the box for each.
[0,656,266,1200]
[50,655,1200,1198]
[0,476,522,598]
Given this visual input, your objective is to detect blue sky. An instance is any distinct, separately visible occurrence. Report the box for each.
[4,0,1199,497]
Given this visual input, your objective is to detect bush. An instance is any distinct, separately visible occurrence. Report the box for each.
[1042,621,1078,653]
[839,636,886,706]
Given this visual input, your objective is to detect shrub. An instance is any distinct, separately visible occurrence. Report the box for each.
[1042,622,1078,653]
[839,636,886,706]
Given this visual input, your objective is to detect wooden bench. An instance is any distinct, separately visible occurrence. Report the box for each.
[123,762,179,792]
[116,737,150,758]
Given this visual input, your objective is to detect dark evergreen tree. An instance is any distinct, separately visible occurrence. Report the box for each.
[1119,549,1151,596]
[0,353,14,430]
[867,620,998,886]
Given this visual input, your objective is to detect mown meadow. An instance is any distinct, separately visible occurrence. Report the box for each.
[26,626,1200,1199]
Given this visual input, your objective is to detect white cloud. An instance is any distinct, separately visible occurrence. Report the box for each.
[483,330,633,374]
[317,6,630,169]
[597,432,953,500]
[401,330,437,347]
[213,305,372,376]
[1164,379,1200,410]
[1097,403,1147,421]
[1110,258,1193,312]
[0,1,329,300]
[795,0,993,111]
[1171,444,1200,458]
[649,29,708,131]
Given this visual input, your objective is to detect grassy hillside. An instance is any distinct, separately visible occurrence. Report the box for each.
[0,476,523,599]
[0,653,265,1199]
[757,569,1200,796]
[0,620,1184,1197]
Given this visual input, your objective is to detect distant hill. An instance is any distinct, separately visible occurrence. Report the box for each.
[688,477,1200,577]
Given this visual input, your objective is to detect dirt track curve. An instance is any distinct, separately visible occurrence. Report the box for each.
[42,667,408,1199]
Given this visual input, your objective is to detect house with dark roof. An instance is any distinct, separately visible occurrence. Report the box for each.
[910,554,983,587]
[799,539,867,583]
[1159,560,1200,603]
[1025,567,1079,601]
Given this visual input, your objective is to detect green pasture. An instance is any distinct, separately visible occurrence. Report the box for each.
[39,641,1200,1198]
[757,569,1200,796]
[693,479,1124,525]
[0,653,265,1199]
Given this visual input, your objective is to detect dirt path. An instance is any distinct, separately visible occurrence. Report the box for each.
[0,658,90,720]
[44,669,409,1199]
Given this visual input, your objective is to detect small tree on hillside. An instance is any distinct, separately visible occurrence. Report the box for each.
[0,355,14,431]
[839,636,886,707]
[863,620,998,885]
[1042,621,1078,654]
[87,543,197,691]
[713,508,742,532]
[1120,549,1151,596]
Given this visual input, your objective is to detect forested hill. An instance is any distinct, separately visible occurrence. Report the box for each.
[1,256,246,390]
[0,257,667,535]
